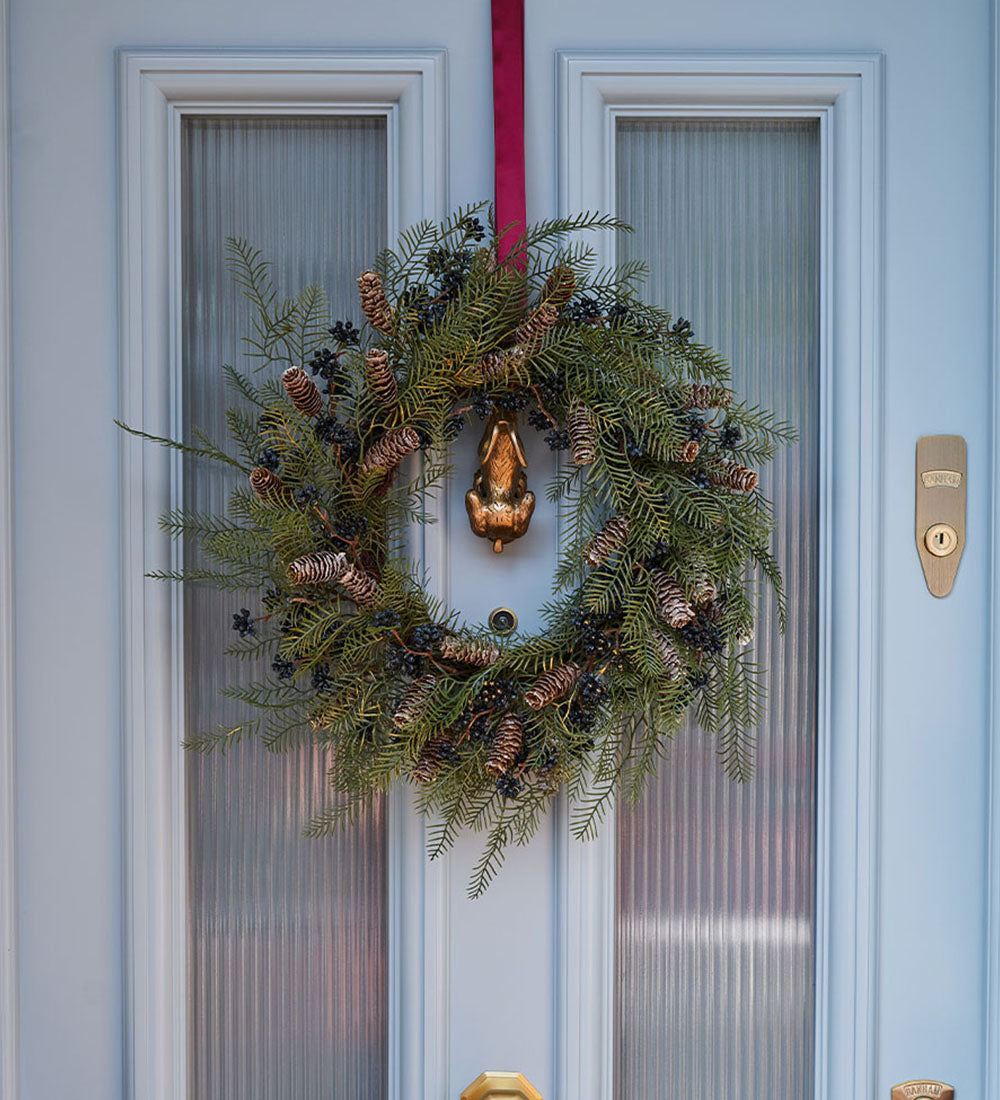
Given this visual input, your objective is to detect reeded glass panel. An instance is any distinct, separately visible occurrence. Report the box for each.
[614,119,819,1099]
[182,116,388,1100]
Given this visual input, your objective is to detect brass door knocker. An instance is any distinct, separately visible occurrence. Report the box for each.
[465,411,535,552]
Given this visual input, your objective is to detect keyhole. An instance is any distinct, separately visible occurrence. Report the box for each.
[924,523,958,557]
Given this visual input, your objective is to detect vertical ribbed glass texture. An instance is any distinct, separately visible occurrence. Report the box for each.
[614,119,819,1099]
[181,116,388,1100]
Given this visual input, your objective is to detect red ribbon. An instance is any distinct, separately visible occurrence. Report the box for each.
[491,0,526,270]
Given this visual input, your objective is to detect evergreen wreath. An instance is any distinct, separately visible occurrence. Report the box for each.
[123,204,796,897]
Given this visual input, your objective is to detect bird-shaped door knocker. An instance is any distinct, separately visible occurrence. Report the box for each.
[465,411,535,552]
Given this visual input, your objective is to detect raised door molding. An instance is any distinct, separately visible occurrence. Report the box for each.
[0,0,16,1096]
[116,49,447,1100]
[556,51,884,1100]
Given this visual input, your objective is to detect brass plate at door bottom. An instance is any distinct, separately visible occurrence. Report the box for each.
[461,1071,543,1100]
[890,1080,954,1100]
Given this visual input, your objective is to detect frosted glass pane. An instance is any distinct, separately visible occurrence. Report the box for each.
[614,119,819,1099]
[181,116,388,1100]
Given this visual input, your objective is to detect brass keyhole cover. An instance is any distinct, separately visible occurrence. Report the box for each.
[924,522,959,558]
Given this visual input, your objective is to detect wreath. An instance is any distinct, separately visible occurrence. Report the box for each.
[126,205,795,896]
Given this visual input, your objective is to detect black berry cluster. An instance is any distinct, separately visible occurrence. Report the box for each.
[459,214,486,241]
[471,390,495,420]
[680,613,724,655]
[373,608,401,629]
[691,471,711,489]
[443,414,466,441]
[386,643,425,677]
[457,707,492,741]
[496,773,522,799]
[294,485,318,506]
[334,511,368,539]
[496,389,530,411]
[271,654,295,680]
[577,671,608,707]
[570,605,619,656]
[328,320,360,346]
[311,663,333,693]
[532,370,566,405]
[527,408,552,431]
[308,347,347,388]
[687,415,707,442]
[314,417,361,463]
[257,447,281,472]
[688,669,709,689]
[473,677,520,712]
[232,608,256,637]
[545,428,571,451]
[670,318,693,340]
[719,421,741,449]
[565,296,601,323]
[411,623,444,651]
[607,300,631,324]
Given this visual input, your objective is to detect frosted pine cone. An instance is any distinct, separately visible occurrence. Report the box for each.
[515,303,559,356]
[583,514,631,566]
[651,630,684,680]
[652,570,697,628]
[281,366,324,418]
[525,662,582,710]
[338,563,380,607]
[357,270,394,333]
[358,425,421,476]
[688,569,717,605]
[540,264,577,312]
[677,439,700,463]
[682,382,732,409]
[485,713,524,777]
[286,550,348,586]
[393,675,437,730]
[364,347,398,409]
[479,345,527,384]
[711,462,758,492]
[439,635,500,667]
[566,401,597,466]
[249,466,290,505]
[413,735,453,783]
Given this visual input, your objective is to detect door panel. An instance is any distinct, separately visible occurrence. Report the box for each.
[6,4,997,1100]
[182,116,388,1099]
[614,118,819,1100]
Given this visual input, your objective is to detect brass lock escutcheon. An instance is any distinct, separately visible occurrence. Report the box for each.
[915,435,966,597]
[461,1071,543,1100]
[890,1079,954,1100]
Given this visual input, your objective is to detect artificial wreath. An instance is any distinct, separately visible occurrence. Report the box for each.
[126,204,795,896]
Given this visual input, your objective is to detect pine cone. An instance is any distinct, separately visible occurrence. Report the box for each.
[249,466,290,505]
[583,514,631,566]
[364,347,398,409]
[393,674,437,730]
[566,401,597,466]
[682,382,732,409]
[281,366,324,418]
[688,571,717,605]
[711,462,758,492]
[677,439,700,463]
[479,345,527,384]
[485,713,524,777]
[338,563,380,607]
[540,265,577,312]
[651,570,697,628]
[651,630,685,680]
[525,662,582,710]
[515,303,560,356]
[439,635,500,667]
[357,270,394,333]
[286,550,348,586]
[413,735,453,783]
[358,425,421,476]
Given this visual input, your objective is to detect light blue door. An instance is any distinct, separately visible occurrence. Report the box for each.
[5,3,998,1100]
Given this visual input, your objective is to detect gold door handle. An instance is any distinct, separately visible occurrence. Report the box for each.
[461,1071,543,1100]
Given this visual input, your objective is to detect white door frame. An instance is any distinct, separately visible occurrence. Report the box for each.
[115,49,448,1100]
[556,52,884,1100]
